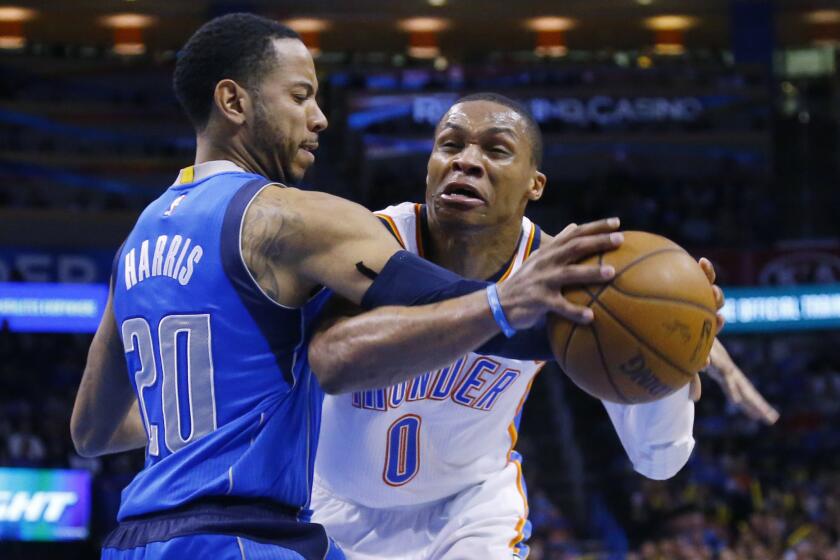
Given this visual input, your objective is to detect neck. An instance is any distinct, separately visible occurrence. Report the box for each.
[194,133,282,182]
[426,213,524,280]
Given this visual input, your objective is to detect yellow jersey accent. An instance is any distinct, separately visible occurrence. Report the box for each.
[179,166,195,185]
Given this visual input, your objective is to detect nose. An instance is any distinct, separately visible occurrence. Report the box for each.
[309,101,328,133]
[451,144,484,178]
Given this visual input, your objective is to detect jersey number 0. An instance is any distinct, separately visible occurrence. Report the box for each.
[383,414,421,486]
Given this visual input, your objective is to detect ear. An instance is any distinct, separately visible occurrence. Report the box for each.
[212,79,249,126]
[528,171,547,201]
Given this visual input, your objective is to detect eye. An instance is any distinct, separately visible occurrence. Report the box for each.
[489,146,510,155]
[293,93,308,104]
[440,140,460,149]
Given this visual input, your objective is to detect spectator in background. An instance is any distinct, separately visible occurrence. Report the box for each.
[7,416,46,466]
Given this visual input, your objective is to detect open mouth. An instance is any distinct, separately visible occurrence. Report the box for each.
[439,181,487,208]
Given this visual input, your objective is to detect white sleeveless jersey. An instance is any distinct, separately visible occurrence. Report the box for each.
[315,202,544,510]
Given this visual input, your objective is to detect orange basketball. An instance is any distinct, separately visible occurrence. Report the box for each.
[548,231,717,404]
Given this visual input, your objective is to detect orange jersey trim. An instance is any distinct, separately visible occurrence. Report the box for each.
[507,362,546,551]
[498,223,537,283]
[374,213,407,249]
[523,223,537,259]
[413,204,425,257]
[497,256,517,283]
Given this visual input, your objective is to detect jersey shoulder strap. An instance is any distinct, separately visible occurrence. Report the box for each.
[374,202,422,254]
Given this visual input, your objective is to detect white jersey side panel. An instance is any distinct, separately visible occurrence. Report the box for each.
[315,202,544,509]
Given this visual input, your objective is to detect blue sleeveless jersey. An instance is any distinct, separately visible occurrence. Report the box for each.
[112,168,328,521]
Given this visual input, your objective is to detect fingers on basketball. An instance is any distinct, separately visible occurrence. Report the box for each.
[549,232,718,404]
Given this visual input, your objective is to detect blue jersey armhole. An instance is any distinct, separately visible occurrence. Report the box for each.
[220,178,301,388]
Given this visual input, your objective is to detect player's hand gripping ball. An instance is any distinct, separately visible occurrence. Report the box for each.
[549,231,717,403]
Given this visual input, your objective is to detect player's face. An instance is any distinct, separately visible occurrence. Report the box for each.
[249,38,327,183]
[425,101,545,231]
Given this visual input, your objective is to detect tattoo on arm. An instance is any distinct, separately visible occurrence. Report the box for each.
[242,189,305,301]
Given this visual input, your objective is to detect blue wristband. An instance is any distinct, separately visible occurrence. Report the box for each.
[486,284,516,338]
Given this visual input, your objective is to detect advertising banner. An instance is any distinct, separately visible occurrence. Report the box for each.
[720,284,840,333]
[0,282,109,333]
[0,248,115,284]
[0,468,91,541]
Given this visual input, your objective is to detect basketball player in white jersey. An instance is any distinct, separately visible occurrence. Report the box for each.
[309,93,778,559]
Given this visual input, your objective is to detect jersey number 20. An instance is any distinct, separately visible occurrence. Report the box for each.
[121,314,216,456]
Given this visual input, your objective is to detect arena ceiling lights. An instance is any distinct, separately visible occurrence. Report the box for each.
[525,16,577,57]
[804,9,840,46]
[99,12,157,56]
[398,17,450,59]
[644,15,699,55]
[0,5,37,49]
[285,18,332,56]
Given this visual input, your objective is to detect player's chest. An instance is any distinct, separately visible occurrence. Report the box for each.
[350,354,543,415]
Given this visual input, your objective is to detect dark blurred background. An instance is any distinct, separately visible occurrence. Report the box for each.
[0,1,839,559]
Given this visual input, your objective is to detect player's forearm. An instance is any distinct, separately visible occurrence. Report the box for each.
[71,299,143,457]
[100,403,147,455]
[71,366,139,457]
[311,290,501,394]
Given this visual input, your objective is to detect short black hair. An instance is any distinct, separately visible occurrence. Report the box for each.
[450,92,543,167]
[173,13,301,130]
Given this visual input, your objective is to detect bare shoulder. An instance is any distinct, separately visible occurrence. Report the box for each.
[241,185,397,304]
[241,185,306,266]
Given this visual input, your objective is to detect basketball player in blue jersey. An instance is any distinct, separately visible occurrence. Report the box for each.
[309,94,779,559]
[70,15,634,560]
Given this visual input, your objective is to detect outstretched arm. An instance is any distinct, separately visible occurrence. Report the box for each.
[705,337,779,424]
[304,218,623,393]
[71,290,147,457]
[244,187,622,393]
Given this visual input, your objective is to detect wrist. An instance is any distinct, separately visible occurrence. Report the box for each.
[486,284,516,338]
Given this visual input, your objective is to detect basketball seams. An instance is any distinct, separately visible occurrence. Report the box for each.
[606,283,717,315]
[557,243,705,401]
[589,323,632,404]
[558,248,685,364]
[561,323,577,370]
[592,295,697,380]
[586,247,686,305]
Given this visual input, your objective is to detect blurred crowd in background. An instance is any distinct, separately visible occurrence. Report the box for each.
[2,3,840,558]
[0,50,836,248]
[2,327,838,558]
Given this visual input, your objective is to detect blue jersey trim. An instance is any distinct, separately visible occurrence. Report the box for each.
[416,204,537,283]
[220,178,302,388]
[102,497,329,559]
[531,227,542,252]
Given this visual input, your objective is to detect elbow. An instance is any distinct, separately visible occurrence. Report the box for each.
[313,363,354,395]
[309,338,355,395]
[70,423,97,458]
[70,405,102,458]
[73,442,99,459]
[317,372,346,395]
[635,463,682,481]
[632,438,695,481]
